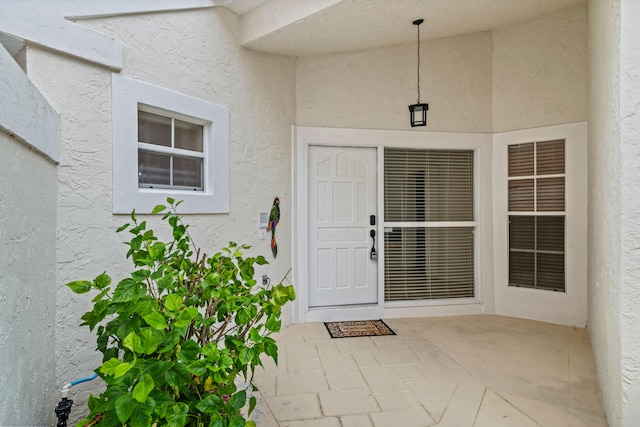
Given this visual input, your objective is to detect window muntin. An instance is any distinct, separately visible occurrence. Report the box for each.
[137,109,204,191]
[508,140,565,291]
[384,148,475,301]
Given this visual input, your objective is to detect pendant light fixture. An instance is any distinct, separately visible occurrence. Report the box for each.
[408,18,429,127]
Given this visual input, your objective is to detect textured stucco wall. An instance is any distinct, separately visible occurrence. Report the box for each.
[24,7,295,421]
[0,42,59,427]
[618,0,640,424]
[0,133,57,426]
[296,5,587,135]
[588,0,622,425]
[493,4,588,132]
[296,32,493,133]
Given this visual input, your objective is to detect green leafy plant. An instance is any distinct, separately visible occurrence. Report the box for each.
[66,198,295,427]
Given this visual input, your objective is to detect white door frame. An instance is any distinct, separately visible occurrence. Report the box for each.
[292,126,493,323]
[308,145,379,308]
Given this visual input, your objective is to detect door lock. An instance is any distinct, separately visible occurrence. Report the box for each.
[370,229,378,260]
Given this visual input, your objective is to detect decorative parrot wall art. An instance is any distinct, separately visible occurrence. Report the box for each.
[267,197,280,258]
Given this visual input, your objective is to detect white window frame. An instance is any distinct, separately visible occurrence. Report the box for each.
[112,74,229,214]
[493,122,587,327]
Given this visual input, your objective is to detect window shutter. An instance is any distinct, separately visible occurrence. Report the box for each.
[384,149,475,301]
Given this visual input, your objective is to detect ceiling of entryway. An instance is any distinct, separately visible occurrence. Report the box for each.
[226,0,586,56]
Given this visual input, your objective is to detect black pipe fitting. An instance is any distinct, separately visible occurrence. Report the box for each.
[54,397,73,427]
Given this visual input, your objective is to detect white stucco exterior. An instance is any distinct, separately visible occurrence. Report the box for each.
[0,45,59,426]
[14,7,296,422]
[296,32,493,133]
[588,0,640,425]
[618,1,640,423]
[5,1,640,426]
[492,4,588,132]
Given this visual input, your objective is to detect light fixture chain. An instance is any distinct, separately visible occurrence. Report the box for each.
[416,21,421,103]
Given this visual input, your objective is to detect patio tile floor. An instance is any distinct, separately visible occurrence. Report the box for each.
[250,315,608,427]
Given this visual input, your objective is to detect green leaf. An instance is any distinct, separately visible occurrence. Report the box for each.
[246,421,257,427]
[166,402,189,427]
[195,394,221,413]
[100,358,133,378]
[93,273,112,290]
[131,269,151,281]
[116,317,142,341]
[123,332,141,353]
[80,300,109,330]
[157,330,182,354]
[116,222,130,233]
[166,197,175,205]
[248,396,257,415]
[139,328,165,354]
[229,417,246,427]
[67,280,92,294]
[272,284,295,305]
[149,389,173,418]
[165,363,191,387]
[91,287,110,303]
[201,343,220,361]
[208,415,224,427]
[178,340,200,363]
[132,374,154,403]
[129,397,155,427]
[236,308,251,326]
[163,294,183,311]
[133,297,159,317]
[264,339,278,365]
[219,353,233,369]
[141,361,171,385]
[123,328,164,355]
[143,311,167,330]
[151,204,166,214]
[87,394,99,411]
[239,347,253,365]
[115,392,135,424]
[230,390,246,410]
[112,278,143,303]
[265,315,281,332]
[148,241,166,260]
[187,359,208,376]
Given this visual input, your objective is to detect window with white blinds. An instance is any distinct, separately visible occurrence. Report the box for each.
[384,148,475,301]
[508,140,565,291]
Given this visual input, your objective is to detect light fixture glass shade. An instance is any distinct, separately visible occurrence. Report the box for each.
[409,103,429,127]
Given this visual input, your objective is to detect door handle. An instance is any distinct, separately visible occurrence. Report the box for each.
[370,229,378,260]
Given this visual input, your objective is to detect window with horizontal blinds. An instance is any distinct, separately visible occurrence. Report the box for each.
[384,148,475,301]
[508,140,565,291]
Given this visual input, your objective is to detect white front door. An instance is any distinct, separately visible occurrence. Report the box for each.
[308,146,378,307]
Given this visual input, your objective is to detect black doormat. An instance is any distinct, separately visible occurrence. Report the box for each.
[324,319,396,338]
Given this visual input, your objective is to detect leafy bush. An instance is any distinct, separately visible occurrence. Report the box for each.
[66,199,295,427]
